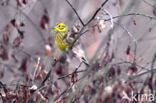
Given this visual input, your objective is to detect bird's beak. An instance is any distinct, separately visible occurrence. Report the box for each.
[49,26,55,31]
[52,27,55,29]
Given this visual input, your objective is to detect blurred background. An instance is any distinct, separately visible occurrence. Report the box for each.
[0,0,156,102]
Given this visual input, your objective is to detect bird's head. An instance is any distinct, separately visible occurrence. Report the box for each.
[54,22,68,32]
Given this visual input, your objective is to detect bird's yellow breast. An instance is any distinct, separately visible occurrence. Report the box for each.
[54,32,68,51]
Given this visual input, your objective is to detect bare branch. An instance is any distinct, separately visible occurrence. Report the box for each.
[58,62,84,79]
[85,0,109,26]
[130,68,156,79]
[68,0,109,50]
[105,13,156,21]
[65,0,85,26]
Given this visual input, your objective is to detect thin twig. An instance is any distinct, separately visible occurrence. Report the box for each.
[105,13,156,21]
[112,21,138,63]
[8,4,46,43]
[58,62,84,79]
[33,57,41,81]
[102,8,114,28]
[54,62,84,101]
[143,0,155,8]
[150,53,156,76]
[57,69,87,79]
[113,22,137,42]
[85,0,109,26]
[65,0,85,26]
[130,68,156,79]
[54,83,74,101]
[68,0,109,49]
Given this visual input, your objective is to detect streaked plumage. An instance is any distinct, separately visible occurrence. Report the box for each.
[53,23,89,66]
[54,23,68,51]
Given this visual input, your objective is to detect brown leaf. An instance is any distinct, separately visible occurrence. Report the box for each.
[18,58,28,72]
[17,30,24,39]
[56,65,64,75]
[153,7,156,16]
[126,45,130,55]
[12,37,21,47]
[2,24,12,45]
[10,19,16,26]
[16,0,26,7]
[117,66,121,75]
[133,20,136,25]
[107,66,116,78]
[0,44,8,60]
[128,64,138,74]
[71,72,78,84]
[10,19,25,39]
[20,22,25,27]
[40,9,49,30]
[0,70,4,79]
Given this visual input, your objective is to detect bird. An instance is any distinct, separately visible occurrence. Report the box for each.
[54,22,69,51]
[53,22,89,66]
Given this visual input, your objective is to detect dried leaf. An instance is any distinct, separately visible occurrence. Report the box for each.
[16,0,26,7]
[40,9,49,30]
[133,20,136,25]
[18,58,28,72]
[56,66,64,75]
[107,66,116,78]
[2,24,12,45]
[10,19,16,26]
[128,64,138,74]
[117,66,121,75]
[17,30,24,39]
[10,19,25,39]
[0,70,4,79]
[153,7,156,16]
[126,45,130,55]
[12,37,21,47]
[0,44,8,60]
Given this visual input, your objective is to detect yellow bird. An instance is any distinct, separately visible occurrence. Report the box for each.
[54,22,68,51]
[53,22,89,66]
